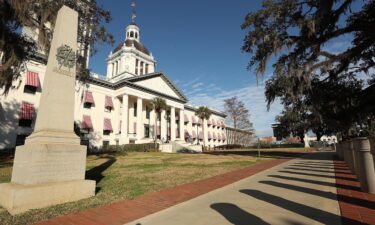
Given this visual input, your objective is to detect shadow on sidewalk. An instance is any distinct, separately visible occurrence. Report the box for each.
[210,203,270,225]
[259,180,375,210]
[283,166,352,175]
[268,174,360,191]
[278,170,358,182]
[239,189,358,225]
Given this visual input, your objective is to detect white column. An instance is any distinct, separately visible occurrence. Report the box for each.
[150,108,155,138]
[161,109,167,142]
[117,60,121,74]
[120,94,128,144]
[170,107,176,141]
[179,109,184,140]
[136,97,143,140]
[107,62,113,78]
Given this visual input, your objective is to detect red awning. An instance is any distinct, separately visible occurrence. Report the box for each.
[105,96,114,109]
[82,115,93,129]
[217,133,221,141]
[184,114,189,123]
[213,133,217,140]
[199,131,203,140]
[19,103,35,120]
[212,119,216,127]
[104,118,113,131]
[192,116,197,124]
[26,71,39,88]
[84,91,95,104]
[208,132,212,140]
[198,119,203,126]
[222,133,226,141]
[192,130,197,139]
[184,129,190,138]
[207,119,212,125]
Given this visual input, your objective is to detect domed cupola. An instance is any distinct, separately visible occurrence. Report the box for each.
[125,24,140,42]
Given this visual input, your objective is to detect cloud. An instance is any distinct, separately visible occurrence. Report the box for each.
[186,82,283,137]
[191,82,203,88]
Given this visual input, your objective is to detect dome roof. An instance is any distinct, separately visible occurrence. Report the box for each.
[113,39,150,56]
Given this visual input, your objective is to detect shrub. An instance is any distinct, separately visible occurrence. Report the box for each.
[93,143,159,155]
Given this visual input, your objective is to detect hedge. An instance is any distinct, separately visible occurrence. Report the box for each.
[90,143,159,154]
[213,142,304,150]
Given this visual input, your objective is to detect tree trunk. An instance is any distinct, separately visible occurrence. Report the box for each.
[202,119,205,151]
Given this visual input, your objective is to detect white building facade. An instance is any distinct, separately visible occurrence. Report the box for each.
[0,22,228,150]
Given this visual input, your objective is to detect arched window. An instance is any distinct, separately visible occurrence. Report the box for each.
[135,32,138,39]
[130,31,134,38]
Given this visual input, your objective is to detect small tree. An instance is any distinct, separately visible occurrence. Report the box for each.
[224,97,253,143]
[151,97,167,149]
[195,106,212,148]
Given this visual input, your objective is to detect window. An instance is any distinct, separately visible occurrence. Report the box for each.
[135,32,138,39]
[24,71,39,94]
[84,102,93,109]
[19,119,32,127]
[24,86,37,94]
[134,102,137,117]
[145,64,149,74]
[144,124,150,138]
[103,130,111,136]
[130,31,134,38]
[146,106,150,119]
[19,103,34,127]
[15,134,29,146]
[103,141,109,148]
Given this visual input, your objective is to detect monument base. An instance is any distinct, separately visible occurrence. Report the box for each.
[0,180,95,215]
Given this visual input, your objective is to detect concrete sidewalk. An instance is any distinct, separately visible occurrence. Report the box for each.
[126,152,343,225]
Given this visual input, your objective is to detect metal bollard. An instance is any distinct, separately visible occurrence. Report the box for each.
[369,137,375,171]
[353,137,375,194]
[348,140,358,176]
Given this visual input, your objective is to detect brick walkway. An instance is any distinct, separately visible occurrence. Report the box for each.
[333,159,375,225]
[34,157,292,225]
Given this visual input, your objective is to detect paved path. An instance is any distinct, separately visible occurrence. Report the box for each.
[35,152,375,225]
[126,152,343,225]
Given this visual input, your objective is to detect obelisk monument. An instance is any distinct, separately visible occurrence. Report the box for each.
[0,6,95,215]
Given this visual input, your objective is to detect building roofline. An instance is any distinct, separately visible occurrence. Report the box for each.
[88,76,187,104]
[124,72,188,102]
[184,104,227,117]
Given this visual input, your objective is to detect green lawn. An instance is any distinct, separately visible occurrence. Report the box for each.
[0,151,277,225]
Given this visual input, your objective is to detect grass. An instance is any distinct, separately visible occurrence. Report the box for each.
[0,149,306,225]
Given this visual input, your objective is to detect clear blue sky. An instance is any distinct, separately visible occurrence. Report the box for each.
[90,0,280,137]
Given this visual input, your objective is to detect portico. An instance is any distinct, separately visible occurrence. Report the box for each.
[115,91,186,144]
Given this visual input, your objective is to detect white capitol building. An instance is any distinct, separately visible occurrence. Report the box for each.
[0,18,253,151]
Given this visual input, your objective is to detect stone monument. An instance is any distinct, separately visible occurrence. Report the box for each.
[0,6,95,215]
